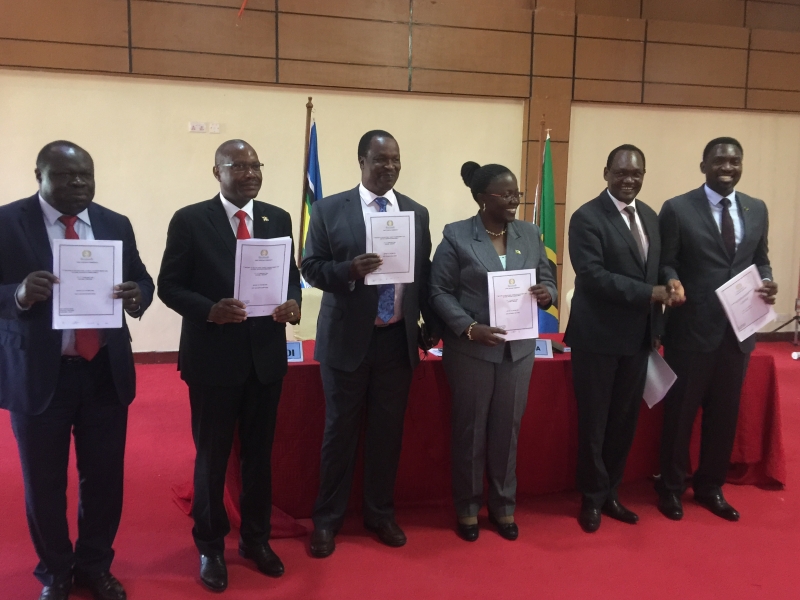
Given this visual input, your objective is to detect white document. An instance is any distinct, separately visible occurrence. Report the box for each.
[487,269,539,341]
[233,237,291,317]
[364,211,415,285]
[52,239,123,330]
[715,264,776,342]
[643,350,678,409]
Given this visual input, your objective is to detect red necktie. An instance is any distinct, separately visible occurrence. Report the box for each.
[59,215,101,361]
[235,210,251,240]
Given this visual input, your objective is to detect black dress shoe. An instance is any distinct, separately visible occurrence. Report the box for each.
[199,554,228,593]
[657,493,684,521]
[310,528,336,558]
[239,542,284,577]
[364,519,407,547]
[39,580,71,600]
[488,514,519,541]
[578,500,601,533]
[456,521,479,542]
[601,499,639,524]
[695,492,740,521]
[73,571,126,600]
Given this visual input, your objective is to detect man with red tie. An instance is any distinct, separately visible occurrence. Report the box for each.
[158,140,301,592]
[0,141,154,600]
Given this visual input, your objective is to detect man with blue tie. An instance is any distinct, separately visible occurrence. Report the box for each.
[301,130,439,557]
[0,141,154,600]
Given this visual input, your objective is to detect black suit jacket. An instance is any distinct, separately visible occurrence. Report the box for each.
[564,190,663,355]
[659,186,772,354]
[157,196,302,386]
[0,194,154,415]
[301,186,439,372]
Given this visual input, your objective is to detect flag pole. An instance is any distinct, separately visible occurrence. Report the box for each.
[297,97,313,267]
[533,116,546,225]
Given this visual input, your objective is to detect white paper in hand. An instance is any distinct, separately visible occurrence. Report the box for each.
[233,237,292,317]
[643,349,677,409]
[486,269,539,341]
[715,264,776,342]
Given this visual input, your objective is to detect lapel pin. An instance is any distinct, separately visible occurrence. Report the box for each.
[515,249,521,254]
[262,216,269,221]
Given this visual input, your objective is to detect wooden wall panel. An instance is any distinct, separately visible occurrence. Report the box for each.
[575,38,644,81]
[536,0,575,10]
[154,0,274,9]
[411,70,530,97]
[575,0,640,19]
[573,79,642,103]
[132,50,275,82]
[0,39,128,72]
[0,0,128,47]
[280,0,408,22]
[748,51,800,91]
[280,61,407,90]
[414,0,532,32]
[746,1,800,32]
[532,34,575,77]
[279,14,407,66]
[644,83,746,108]
[645,43,747,88]
[641,0,745,27]
[747,88,800,111]
[412,27,531,74]
[131,1,275,57]
[750,28,800,52]
[646,19,749,48]
[577,14,646,40]
[529,77,572,141]
[534,7,575,35]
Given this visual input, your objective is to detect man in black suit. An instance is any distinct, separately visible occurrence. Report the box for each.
[656,137,776,522]
[0,141,154,600]
[301,130,439,557]
[565,145,681,533]
[158,139,301,592]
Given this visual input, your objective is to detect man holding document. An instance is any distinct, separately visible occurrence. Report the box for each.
[158,140,301,591]
[656,138,776,522]
[0,141,153,600]
[301,130,439,557]
[565,145,680,533]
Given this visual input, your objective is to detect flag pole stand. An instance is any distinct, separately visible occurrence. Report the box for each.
[297,97,313,267]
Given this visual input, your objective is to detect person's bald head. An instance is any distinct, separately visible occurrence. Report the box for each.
[35,141,95,216]
[212,139,263,207]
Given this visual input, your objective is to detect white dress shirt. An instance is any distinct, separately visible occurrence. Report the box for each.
[607,190,650,258]
[220,194,254,238]
[704,184,743,247]
[359,183,405,325]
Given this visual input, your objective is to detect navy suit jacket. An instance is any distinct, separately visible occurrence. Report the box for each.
[0,194,154,415]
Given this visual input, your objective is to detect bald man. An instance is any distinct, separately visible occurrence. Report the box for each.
[158,140,301,592]
[0,141,154,600]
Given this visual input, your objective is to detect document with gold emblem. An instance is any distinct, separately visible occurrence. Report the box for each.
[487,269,538,341]
[233,237,291,317]
[364,211,415,285]
[52,239,123,329]
[715,264,776,342]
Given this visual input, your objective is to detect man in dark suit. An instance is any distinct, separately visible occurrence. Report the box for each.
[0,141,154,600]
[565,145,681,533]
[158,139,301,592]
[656,137,776,522]
[301,130,439,557]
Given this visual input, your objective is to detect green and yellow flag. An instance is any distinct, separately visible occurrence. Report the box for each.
[538,134,559,333]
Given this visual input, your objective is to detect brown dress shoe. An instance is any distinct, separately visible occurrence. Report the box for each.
[364,519,407,547]
[310,528,336,558]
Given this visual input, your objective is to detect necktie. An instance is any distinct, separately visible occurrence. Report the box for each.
[59,215,101,361]
[720,198,736,259]
[623,206,647,265]
[235,210,251,240]
[374,197,395,323]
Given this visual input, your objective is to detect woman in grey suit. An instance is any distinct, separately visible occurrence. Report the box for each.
[430,162,558,542]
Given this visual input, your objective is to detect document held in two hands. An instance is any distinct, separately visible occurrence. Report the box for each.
[233,237,292,317]
[364,211,416,285]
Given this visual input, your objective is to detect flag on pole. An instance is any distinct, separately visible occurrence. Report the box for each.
[300,122,322,257]
[538,134,559,333]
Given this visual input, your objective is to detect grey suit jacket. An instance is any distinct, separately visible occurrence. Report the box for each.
[301,186,437,372]
[659,186,772,354]
[429,214,558,363]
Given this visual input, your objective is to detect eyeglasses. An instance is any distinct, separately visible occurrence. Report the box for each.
[217,162,264,173]
[483,191,524,201]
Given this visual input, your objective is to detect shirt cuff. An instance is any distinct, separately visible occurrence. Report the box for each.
[15,284,30,311]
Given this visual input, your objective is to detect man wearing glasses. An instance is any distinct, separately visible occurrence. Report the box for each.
[158,139,301,592]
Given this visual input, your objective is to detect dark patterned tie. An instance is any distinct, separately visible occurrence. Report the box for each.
[720,197,736,259]
[623,206,646,264]
[374,197,395,323]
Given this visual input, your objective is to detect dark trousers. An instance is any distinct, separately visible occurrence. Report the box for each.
[10,349,127,587]
[572,345,649,508]
[188,366,281,556]
[313,323,413,530]
[657,328,749,497]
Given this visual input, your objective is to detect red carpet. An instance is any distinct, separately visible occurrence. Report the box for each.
[1,342,798,599]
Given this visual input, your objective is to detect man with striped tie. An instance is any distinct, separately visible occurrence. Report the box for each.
[302,130,440,558]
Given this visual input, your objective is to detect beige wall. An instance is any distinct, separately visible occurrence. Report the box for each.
[563,102,800,330]
[0,68,523,351]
